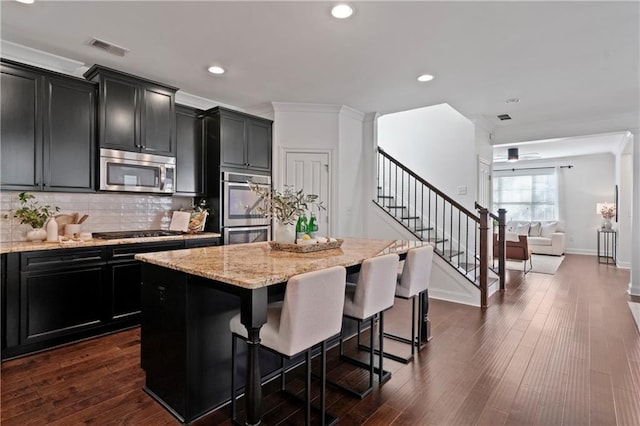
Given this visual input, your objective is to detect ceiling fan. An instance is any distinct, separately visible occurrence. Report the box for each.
[494,147,541,162]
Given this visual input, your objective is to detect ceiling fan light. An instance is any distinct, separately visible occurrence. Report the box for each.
[507,148,519,162]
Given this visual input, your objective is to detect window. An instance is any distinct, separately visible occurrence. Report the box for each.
[493,168,558,221]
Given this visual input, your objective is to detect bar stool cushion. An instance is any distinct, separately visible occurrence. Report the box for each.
[230,266,346,357]
[343,253,399,320]
[395,245,434,299]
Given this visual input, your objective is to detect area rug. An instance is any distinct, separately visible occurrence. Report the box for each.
[629,302,640,332]
[505,254,565,275]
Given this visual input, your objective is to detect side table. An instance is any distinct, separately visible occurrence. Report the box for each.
[597,228,616,265]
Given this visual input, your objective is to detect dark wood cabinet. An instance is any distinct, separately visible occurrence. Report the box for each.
[176,105,205,195]
[1,60,96,192]
[84,65,178,157]
[106,241,185,323]
[43,76,96,191]
[0,63,41,191]
[246,119,272,171]
[21,266,106,345]
[16,247,107,348]
[183,237,220,248]
[2,238,216,360]
[205,107,272,176]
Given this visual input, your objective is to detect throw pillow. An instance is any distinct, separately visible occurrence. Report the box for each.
[540,221,558,238]
[515,223,530,236]
[505,232,520,242]
[529,222,541,237]
[506,221,516,232]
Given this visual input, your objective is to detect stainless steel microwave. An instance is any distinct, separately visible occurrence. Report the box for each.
[99,148,175,194]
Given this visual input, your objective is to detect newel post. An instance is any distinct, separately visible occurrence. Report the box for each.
[478,207,489,309]
[498,208,507,291]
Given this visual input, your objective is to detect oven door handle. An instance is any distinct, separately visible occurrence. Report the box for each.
[225,226,271,232]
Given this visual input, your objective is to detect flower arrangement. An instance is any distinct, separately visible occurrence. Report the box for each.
[13,192,60,229]
[600,204,616,219]
[249,183,325,225]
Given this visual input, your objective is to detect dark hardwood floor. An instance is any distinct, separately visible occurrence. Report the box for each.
[2,254,639,425]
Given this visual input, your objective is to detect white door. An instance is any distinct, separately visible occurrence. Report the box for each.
[478,158,492,209]
[284,151,330,234]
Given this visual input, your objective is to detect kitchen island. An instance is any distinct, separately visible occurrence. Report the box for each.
[135,238,430,424]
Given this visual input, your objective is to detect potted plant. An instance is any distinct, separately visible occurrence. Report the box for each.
[249,183,324,243]
[13,192,60,242]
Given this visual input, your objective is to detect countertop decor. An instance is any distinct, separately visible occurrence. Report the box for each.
[268,238,343,253]
[0,232,221,254]
[248,183,324,226]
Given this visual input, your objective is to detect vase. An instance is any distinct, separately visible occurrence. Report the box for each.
[26,227,47,242]
[275,222,296,243]
[603,217,612,230]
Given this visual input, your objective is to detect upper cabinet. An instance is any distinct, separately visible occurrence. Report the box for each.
[175,105,205,196]
[1,60,96,192]
[84,65,177,157]
[205,107,272,175]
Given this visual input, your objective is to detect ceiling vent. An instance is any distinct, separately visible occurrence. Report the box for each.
[497,114,512,121]
[88,38,129,57]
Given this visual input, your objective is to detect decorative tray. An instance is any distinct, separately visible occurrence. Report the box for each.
[268,239,344,253]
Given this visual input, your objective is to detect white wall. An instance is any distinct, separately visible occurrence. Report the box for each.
[629,130,640,296]
[337,107,366,237]
[377,103,477,212]
[271,102,366,238]
[617,149,633,267]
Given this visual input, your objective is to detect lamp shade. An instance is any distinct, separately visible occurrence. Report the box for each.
[507,148,519,162]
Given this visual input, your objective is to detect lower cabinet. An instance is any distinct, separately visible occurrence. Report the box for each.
[21,266,106,345]
[106,241,185,322]
[1,237,219,360]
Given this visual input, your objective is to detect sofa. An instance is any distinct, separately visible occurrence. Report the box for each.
[505,220,566,256]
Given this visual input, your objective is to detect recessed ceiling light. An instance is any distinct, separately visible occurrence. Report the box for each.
[417,74,434,82]
[331,4,353,19]
[505,98,520,104]
[15,0,35,4]
[208,66,225,75]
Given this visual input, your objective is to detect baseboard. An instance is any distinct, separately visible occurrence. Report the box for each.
[565,248,597,256]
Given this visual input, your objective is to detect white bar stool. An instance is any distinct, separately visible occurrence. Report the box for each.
[229,266,346,426]
[383,245,434,363]
[333,253,399,399]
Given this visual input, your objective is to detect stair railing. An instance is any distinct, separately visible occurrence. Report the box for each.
[375,147,486,301]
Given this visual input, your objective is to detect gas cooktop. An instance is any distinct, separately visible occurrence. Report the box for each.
[92,230,185,240]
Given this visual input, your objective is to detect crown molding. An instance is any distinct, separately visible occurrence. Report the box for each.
[1,40,85,76]
[491,110,640,145]
[271,102,343,114]
[175,91,240,111]
[339,105,365,121]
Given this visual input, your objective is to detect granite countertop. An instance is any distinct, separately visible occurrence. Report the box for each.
[0,232,221,254]
[135,238,430,289]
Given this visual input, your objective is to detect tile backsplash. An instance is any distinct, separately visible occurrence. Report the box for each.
[0,191,193,242]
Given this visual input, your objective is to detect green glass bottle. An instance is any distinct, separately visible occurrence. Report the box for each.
[295,215,308,241]
[308,212,318,238]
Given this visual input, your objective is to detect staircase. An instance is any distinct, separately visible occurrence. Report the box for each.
[374,147,504,307]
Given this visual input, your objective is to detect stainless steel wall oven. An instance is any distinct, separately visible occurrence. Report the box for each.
[221,171,272,244]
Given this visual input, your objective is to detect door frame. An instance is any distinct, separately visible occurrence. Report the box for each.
[280,147,336,236]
